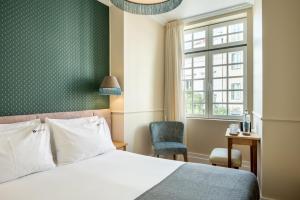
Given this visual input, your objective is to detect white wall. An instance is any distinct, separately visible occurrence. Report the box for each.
[109,6,125,142]
[123,12,165,154]
[109,7,165,155]
[252,0,263,185]
[252,0,263,118]
[253,0,300,199]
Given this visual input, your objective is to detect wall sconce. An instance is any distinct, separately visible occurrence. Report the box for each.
[99,76,122,96]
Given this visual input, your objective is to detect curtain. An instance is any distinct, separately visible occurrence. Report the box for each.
[164,20,185,122]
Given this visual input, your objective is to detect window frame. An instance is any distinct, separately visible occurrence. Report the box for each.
[184,51,209,118]
[209,18,247,49]
[184,26,209,53]
[184,18,248,120]
[208,46,247,120]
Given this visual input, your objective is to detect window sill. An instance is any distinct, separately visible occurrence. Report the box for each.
[186,116,241,122]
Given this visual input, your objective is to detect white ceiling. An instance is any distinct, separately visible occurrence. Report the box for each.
[98,0,253,24]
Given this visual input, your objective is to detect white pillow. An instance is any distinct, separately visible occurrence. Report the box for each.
[0,120,56,184]
[46,116,116,165]
[0,119,40,131]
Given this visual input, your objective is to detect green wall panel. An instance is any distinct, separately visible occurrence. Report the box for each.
[0,0,109,116]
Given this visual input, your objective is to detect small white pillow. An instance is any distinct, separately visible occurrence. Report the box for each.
[0,120,56,184]
[46,116,116,165]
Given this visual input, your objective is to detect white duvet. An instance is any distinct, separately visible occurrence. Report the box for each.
[0,150,183,200]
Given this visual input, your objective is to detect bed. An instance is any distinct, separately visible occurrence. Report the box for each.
[0,110,259,200]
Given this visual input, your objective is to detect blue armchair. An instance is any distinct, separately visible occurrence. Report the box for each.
[149,121,188,162]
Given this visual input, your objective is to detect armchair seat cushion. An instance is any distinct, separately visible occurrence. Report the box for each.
[154,142,187,155]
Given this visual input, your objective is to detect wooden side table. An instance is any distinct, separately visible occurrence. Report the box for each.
[113,141,128,151]
[225,129,261,176]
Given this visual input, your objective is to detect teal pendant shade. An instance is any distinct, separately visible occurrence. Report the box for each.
[99,76,122,96]
[110,0,183,15]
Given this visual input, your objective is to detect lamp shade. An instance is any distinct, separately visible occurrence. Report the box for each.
[110,0,183,15]
[99,76,122,95]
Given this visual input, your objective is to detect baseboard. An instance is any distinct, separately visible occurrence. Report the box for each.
[188,152,251,171]
[188,152,210,164]
[148,151,251,170]
[260,196,277,200]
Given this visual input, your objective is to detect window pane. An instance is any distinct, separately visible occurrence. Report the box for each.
[213,104,227,116]
[213,26,227,36]
[184,33,192,41]
[213,36,227,45]
[194,56,206,67]
[213,53,227,65]
[213,66,227,78]
[185,92,193,104]
[184,80,192,91]
[228,23,244,33]
[228,104,243,116]
[183,69,192,80]
[186,104,192,115]
[184,57,192,68]
[229,91,243,103]
[193,92,205,104]
[213,78,227,90]
[193,80,204,91]
[193,31,205,39]
[228,51,243,64]
[193,104,205,115]
[229,33,244,43]
[228,64,243,76]
[229,78,243,90]
[213,91,227,103]
[193,39,206,48]
[194,68,205,79]
[184,42,192,50]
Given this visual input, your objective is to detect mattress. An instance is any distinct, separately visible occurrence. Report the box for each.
[0,150,259,200]
[0,150,183,200]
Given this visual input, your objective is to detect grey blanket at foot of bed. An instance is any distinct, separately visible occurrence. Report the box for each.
[136,163,259,200]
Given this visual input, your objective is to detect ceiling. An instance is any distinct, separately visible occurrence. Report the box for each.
[98,0,253,24]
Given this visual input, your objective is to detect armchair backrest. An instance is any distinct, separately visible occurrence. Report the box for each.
[149,121,184,144]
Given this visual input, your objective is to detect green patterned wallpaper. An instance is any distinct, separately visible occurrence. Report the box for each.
[0,0,109,116]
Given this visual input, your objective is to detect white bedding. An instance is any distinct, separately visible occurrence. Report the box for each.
[0,150,183,200]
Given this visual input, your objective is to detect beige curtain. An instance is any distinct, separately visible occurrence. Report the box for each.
[164,20,185,122]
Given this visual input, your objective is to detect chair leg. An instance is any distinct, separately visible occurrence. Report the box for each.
[173,154,176,160]
[183,152,188,162]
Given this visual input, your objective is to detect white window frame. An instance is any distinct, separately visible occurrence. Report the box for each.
[184,26,209,53]
[184,52,209,118]
[208,46,247,120]
[184,18,248,120]
[209,18,247,49]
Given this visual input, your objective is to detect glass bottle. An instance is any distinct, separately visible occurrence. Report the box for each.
[243,110,251,133]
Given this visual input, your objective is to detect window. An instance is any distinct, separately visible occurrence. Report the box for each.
[183,18,247,119]
[210,18,247,48]
[184,27,208,52]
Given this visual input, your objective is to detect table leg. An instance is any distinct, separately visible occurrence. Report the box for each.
[228,138,232,168]
[250,145,254,172]
[252,141,257,176]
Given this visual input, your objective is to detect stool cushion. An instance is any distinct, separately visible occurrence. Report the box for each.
[154,142,187,155]
[209,148,242,168]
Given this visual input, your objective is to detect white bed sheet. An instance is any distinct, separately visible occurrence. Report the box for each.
[0,150,183,200]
